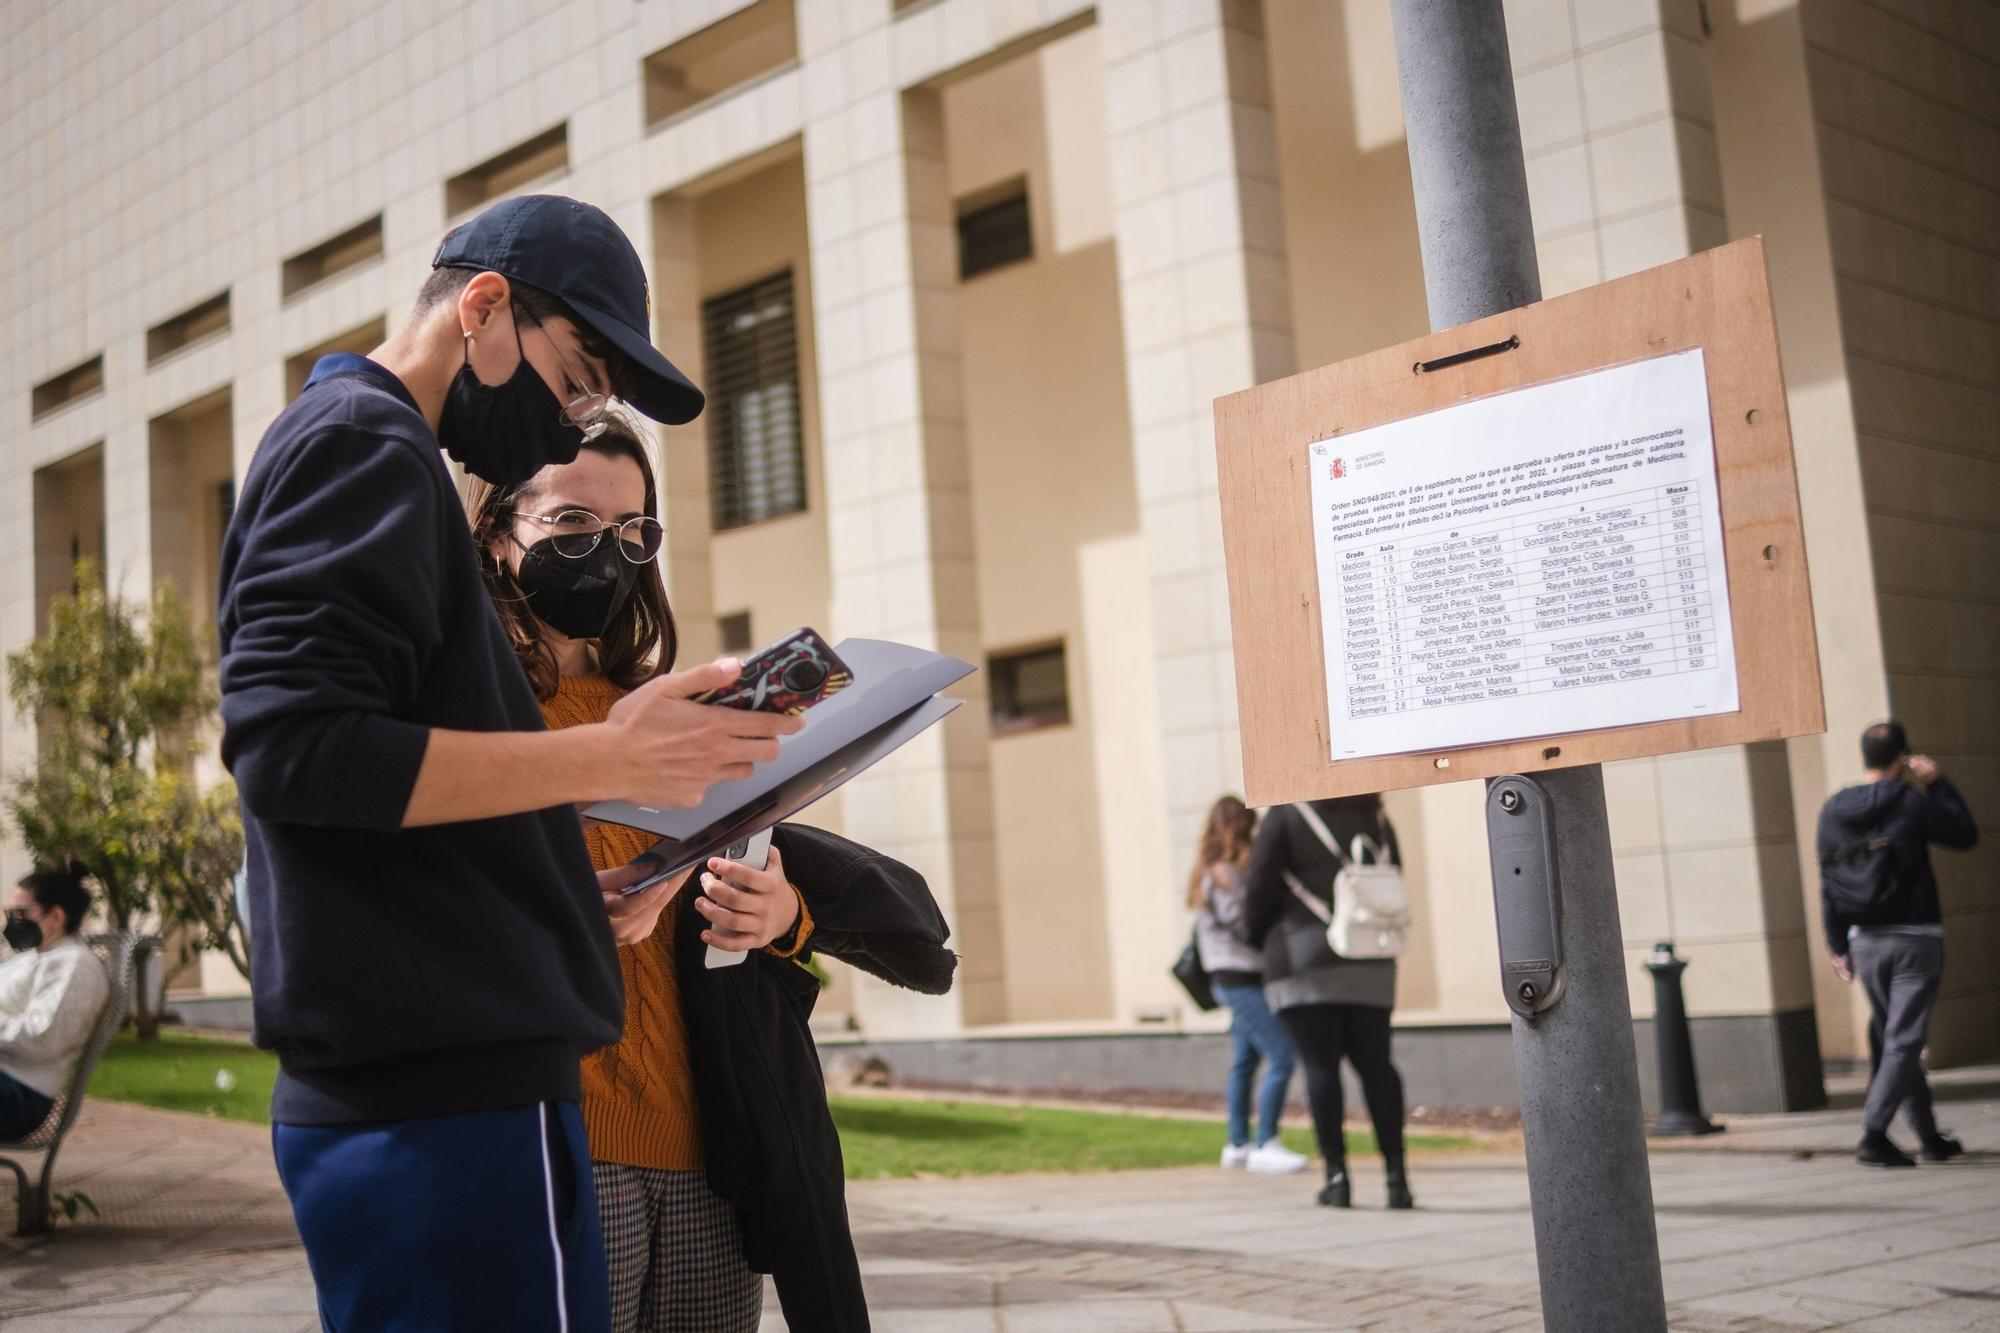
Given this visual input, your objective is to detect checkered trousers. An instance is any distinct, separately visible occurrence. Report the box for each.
[593,1162,764,1333]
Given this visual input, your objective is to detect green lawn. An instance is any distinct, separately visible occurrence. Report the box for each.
[91,1031,279,1123]
[91,1032,1475,1176]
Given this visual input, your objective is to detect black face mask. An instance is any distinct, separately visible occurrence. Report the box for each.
[514,535,640,641]
[3,913,41,953]
[438,314,584,486]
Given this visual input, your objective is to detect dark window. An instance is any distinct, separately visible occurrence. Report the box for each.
[216,478,236,532]
[957,182,1032,279]
[702,270,805,531]
[989,642,1069,735]
[30,356,104,420]
[445,124,569,217]
[147,292,231,364]
[718,611,754,655]
[282,215,385,300]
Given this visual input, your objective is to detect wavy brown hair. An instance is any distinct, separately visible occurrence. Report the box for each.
[463,414,678,702]
[1187,795,1257,908]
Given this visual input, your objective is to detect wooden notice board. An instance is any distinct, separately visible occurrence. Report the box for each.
[1215,238,1823,804]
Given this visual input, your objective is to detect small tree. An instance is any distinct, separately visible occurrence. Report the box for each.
[6,561,244,1023]
[148,775,250,982]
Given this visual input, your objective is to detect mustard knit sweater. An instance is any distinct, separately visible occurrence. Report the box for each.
[540,674,702,1171]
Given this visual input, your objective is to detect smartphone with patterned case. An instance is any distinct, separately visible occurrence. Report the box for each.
[693,627,853,715]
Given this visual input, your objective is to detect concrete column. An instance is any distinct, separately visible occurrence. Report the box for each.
[229,271,287,480]
[101,420,154,603]
[1502,0,1823,1104]
[1095,0,1295,996]
[804,78,1005,1035]
[645,193,721,667]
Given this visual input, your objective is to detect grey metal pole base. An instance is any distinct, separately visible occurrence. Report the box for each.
[1496,766,1669,1330]
[1645,944,1723,1137]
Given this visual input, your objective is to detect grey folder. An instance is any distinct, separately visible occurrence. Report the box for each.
[584,638,974,874]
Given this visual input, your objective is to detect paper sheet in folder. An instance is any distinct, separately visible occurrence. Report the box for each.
[584,638,974,875]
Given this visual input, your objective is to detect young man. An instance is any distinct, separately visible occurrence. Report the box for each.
[1818,721,1979,1168]
[0,862,111,1140]
[219,195,800,1328]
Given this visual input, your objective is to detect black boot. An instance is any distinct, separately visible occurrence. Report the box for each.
[1385,1165,1415,1210]
[1857,1129,1916,1168]
[1317,1168,1350,1208]
[1920,1133,1964,1163]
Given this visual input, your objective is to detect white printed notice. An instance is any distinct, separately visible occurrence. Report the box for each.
[1310,349,1738,760]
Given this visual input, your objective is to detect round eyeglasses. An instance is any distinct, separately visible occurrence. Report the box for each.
[514,509,665,564]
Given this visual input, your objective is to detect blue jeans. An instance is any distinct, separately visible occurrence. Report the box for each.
[1214,981,1295,1147]
[0,1068,54,1141]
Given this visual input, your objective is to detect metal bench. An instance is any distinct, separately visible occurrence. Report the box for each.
[0,933,136,1236]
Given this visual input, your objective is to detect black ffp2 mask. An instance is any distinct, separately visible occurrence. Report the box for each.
[3,914,40,953]
[438,316,583,486]
[514,535,640,641]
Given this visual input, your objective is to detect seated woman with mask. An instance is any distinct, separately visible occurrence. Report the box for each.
[1,860,111,1139]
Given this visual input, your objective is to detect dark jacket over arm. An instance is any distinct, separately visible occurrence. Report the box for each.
[678,822,956,1332]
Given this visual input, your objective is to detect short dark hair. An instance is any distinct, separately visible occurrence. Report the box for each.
[1861,721,1909,771]
[19,859,91,934]
[417,231,637,398]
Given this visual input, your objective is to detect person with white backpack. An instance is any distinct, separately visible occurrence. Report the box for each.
[1242,795,1414,1210]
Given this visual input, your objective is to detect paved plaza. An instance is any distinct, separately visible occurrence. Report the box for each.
[2,1068,1996,1331]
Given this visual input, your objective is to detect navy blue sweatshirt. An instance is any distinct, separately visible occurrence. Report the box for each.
[218,354,622,1125]
[1816,775,1978,957]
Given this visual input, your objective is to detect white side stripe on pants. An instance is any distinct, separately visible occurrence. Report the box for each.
[538,1102,569,1333]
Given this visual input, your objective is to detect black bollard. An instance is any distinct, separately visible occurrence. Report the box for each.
[1644,942,1721,1136]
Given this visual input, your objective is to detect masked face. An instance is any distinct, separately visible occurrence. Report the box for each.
[3,909,42,953]
[437,307,585,486]
[513,533,641,640]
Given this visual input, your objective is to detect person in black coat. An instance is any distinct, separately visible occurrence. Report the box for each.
[1241,796,1412,1210]
[683,821,956,1331]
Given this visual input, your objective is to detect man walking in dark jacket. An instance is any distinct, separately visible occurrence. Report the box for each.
[1817,721,1979,1168]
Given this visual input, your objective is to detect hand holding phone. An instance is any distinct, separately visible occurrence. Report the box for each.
[692,629,852,715]
[700,828,777,970]
[604,662,801,811]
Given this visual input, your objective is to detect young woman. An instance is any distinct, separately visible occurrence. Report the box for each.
[466,415,954,1332]
[1189,797,1304,1174]
[1241,795,1413,1210]
[1,860,110,1139]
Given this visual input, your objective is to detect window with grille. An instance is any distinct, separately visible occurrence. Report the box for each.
[702,270,805,531]
[988,642,1070,735]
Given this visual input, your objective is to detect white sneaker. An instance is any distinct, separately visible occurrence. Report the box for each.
[1220,1143,1252,1169]
[1246,1140,1310,1174]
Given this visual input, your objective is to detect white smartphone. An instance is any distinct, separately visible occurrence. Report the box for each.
[704,828,774,970]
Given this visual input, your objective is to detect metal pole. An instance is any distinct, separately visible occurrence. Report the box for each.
[1387,4,1669,1330]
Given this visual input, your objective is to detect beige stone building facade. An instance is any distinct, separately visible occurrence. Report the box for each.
[4,0,1992,1110]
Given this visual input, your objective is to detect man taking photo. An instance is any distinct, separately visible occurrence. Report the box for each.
[1817,721,1979,1169]
[219,195,798,1328]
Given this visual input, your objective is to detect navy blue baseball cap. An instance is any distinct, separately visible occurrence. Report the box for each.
[433,195,704,424]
